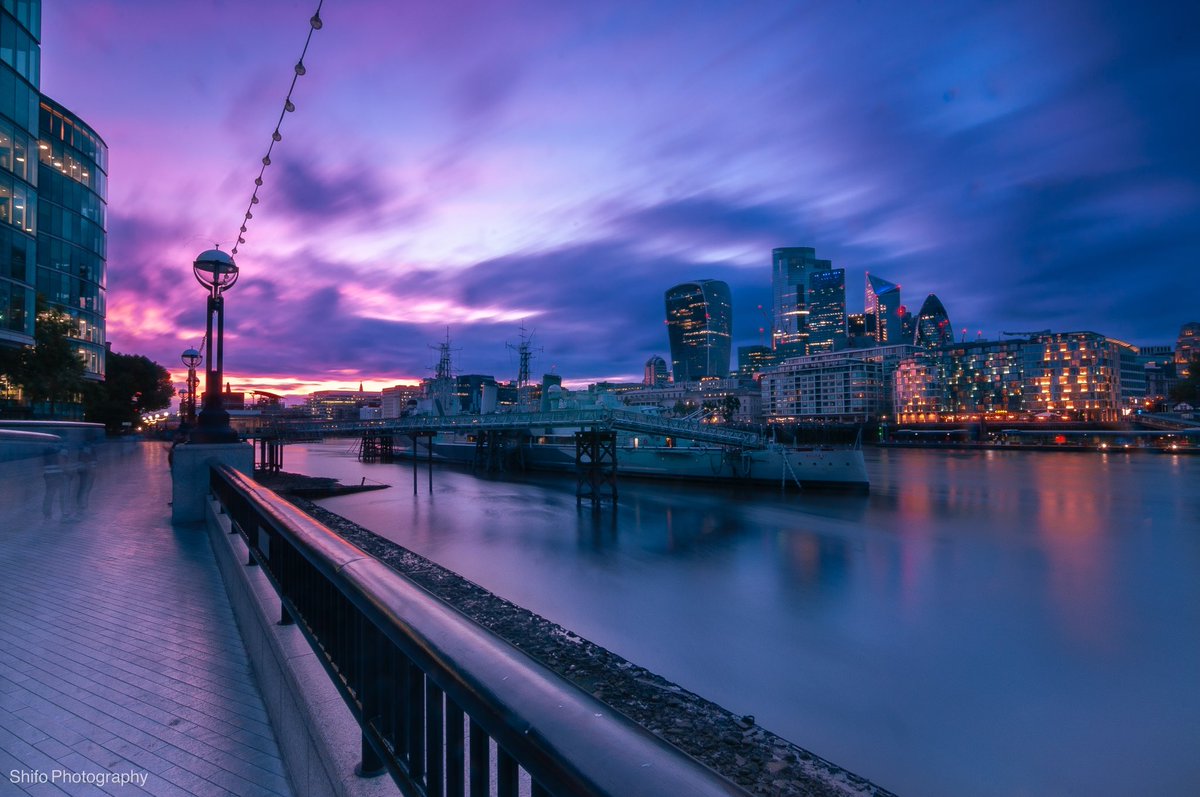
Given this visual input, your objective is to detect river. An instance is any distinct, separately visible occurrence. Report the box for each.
[280,442,1200,797]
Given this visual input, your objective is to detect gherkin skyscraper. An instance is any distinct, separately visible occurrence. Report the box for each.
[914,293,953,347]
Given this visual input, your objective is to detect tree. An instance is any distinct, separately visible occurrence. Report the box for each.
[84,351,175,431]
[1168,358,1200,406]
[719,395,741,423]
[13,306,86,418]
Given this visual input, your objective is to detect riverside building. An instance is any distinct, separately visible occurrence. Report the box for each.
[761,344,917,423]
[893,332,1142,423]
[0,1,108,416]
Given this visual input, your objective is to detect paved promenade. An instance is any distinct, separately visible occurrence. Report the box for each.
[0,441,293,797]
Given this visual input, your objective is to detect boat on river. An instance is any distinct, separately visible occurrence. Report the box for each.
[416,428,870,492]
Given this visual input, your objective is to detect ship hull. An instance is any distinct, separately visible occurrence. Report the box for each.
[418,436,869,492]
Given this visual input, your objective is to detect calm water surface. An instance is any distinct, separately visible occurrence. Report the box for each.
[284,442,1200,797]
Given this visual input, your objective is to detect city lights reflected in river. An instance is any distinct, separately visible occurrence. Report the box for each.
[283,442,1200,797]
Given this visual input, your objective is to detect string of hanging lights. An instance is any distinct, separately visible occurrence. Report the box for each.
[230,1,324,257]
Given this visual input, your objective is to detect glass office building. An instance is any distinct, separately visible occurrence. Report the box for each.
[665,279,732,382]
[771,247,831,356]
[865,273,901,345]
[0,0,107,403]
[914,293,953,348]
[806,268,846,353]
[37,96,107,379]
[0,0,40,352]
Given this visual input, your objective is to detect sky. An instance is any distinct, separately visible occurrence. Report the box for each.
[38,0,1200,398]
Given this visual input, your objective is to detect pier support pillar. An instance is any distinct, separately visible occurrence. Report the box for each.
[575,429,617,508]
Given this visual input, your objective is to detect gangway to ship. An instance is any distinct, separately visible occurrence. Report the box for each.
[245,409,765,506]
[251,408,765,449]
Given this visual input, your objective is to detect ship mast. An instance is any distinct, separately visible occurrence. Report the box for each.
[507,323,540,411]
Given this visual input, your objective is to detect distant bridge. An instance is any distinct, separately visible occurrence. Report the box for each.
[248,408,765,449]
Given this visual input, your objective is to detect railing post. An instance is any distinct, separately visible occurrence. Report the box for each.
[357,732,386,778]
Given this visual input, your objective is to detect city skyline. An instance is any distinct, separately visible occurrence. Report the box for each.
[37,0,1200,396]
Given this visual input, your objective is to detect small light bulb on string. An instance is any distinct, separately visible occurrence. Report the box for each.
[226,1,323,254]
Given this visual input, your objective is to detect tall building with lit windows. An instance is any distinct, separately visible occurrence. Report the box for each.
[771,247,831,356]
[665,279,732,382]
[37,97,107,380]
[0,0,108,412]
[0,0,40,358]
[864,273,901,344]
[806,268,846,352]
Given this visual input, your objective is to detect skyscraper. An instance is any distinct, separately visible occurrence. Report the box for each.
[0,1,40,354]
[806,268,846,352]
[914,293,953,348]
[771,247,831,356]
[865,273,901,344]
[665,279,732,382]
[0,1,107,393]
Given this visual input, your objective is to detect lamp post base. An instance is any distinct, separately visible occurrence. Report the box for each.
[171,442,253,523]
[192,406,239,444]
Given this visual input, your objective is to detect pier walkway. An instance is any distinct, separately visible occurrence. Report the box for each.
[0,441,293,796]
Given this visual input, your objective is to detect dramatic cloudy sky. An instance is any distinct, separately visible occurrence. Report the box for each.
[39,0,1200,397]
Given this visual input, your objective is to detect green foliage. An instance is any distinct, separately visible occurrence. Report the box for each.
[720,394,741,422]
[84,351,175,431]
[1168,358,1200,406]
[11,306,86,417]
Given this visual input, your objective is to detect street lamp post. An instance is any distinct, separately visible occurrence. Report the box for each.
[181,347,202,425]
[191,249,239,444]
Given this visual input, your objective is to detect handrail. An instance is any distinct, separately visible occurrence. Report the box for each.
[209,465,750,797]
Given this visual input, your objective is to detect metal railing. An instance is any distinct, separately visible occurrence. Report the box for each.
[209,465,750,797]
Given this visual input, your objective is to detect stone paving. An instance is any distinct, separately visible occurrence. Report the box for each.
[0,441,293,797]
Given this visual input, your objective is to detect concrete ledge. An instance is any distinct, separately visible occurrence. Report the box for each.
[205,494,401,797]
[174,443,253,522]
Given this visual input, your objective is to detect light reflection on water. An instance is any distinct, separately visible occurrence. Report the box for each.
[284,442,1200,797]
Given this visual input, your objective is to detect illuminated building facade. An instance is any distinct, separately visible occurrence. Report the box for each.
[1025,332,1137,422]
[665,279,732,381]
[893,357,942,421]
[1177,322,1200,377]
[643,355,668,387]
[894,333,1141,422]
[894,339,1031,422]
[306,389,382,420]
[1,2,108,416]
[37,97,107,380]
[381,384,422,418]
[0,0,40,354]
[761,344,917,423]
[737,344,779,378]
[806,268,846,352]
[914,293,953,348]
[771,247,831,355]
[864,273,901,344]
